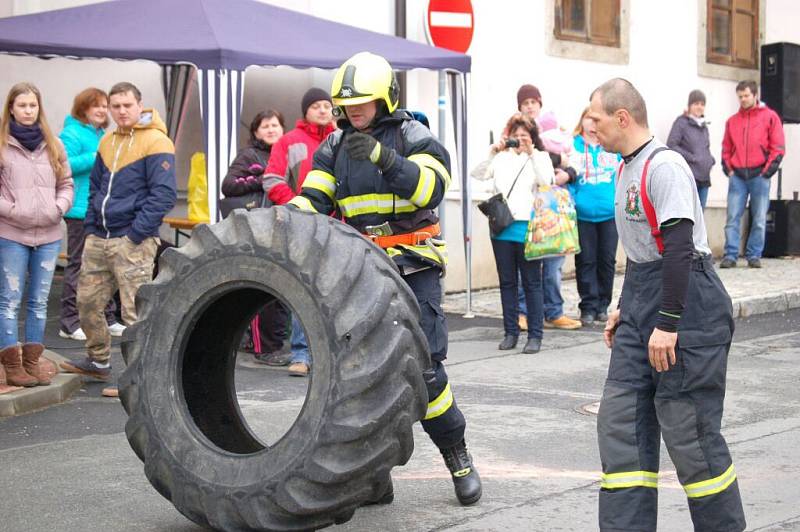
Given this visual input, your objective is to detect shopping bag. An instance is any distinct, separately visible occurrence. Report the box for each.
[524,185,580,260]
[187,152,210,222]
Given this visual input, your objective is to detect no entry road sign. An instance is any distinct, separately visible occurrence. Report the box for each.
[425,0,474,54]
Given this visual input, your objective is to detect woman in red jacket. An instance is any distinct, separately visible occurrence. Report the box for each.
[261,87,335,376]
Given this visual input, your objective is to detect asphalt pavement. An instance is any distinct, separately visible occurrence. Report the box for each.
[1,301,799,531]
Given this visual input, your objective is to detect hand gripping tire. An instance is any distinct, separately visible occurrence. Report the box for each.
[119,207,431,531]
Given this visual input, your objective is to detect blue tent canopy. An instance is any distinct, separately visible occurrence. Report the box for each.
[0,0,476,313]
[0,0,471,71]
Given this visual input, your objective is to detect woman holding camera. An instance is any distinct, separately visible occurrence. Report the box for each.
[472,114,567,353]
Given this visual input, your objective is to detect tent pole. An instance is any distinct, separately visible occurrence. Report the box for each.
[461,72,473,318]
[437,70,447,283]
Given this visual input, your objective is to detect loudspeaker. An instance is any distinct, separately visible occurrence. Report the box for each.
[761,42,800,124]
[763,200,800,257]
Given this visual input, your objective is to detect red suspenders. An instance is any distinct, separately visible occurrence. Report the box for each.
[617,147,669,254]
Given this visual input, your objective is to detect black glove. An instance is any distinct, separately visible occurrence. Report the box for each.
[345,132,396,170]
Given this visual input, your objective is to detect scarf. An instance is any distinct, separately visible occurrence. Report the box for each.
[9,120,44,151]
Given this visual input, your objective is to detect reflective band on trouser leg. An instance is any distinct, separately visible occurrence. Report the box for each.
[420,361,465,450]
[683,464,736,498]
[600,470,659,490]
[287,195,317,213]
[424,382,452,420]
[597,378,661,532]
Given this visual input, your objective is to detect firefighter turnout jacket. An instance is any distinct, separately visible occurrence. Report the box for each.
[289,111,451,271]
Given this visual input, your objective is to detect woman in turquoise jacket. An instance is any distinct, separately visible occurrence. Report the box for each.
[58,88,122,340]
[568,107,621,326]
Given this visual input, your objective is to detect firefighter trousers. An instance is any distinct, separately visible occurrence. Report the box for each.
[403,267,466,450]
[597,256,746,531]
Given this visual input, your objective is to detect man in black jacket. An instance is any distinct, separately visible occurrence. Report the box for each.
[289,51,481,506]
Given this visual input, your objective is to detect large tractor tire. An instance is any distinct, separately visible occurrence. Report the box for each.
[119,207,431,531]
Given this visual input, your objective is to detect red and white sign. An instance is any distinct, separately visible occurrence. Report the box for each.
[425,0,474,54]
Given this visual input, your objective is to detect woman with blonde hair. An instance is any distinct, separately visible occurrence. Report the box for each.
[0,82,73,387]
[568,107,621,326]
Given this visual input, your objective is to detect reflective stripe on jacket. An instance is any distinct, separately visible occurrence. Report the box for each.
[289,111,451,268]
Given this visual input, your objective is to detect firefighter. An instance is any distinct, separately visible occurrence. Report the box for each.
[288,51,482,506]
[588,78,746,531]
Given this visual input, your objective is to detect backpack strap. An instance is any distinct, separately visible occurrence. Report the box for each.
[618,146,670,254]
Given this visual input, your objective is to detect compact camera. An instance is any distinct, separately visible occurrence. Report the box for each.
[505,138,520,148]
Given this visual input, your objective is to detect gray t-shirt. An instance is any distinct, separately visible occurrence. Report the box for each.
[615,138,711,263]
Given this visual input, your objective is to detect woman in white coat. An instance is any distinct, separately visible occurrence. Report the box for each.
[472,114,567,354]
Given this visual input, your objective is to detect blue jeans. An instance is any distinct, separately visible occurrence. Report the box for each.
[697,185,709,210]
[723,174,771,260]
[542,256,565,321]
[491,239,544,339]
[0,237,61,348]
[290,315,310,366]
[518,256,565,320]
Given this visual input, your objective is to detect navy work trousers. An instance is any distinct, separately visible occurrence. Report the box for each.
[597,257,746,532]
[404,267,466,450]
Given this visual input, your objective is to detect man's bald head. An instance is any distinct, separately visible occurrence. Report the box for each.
[590,78,648,128]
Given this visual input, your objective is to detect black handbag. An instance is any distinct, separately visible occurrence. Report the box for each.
[219,190,270,218]
[477,157,530,236]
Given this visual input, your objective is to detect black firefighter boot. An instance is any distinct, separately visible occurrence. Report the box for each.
[440,439,482,505]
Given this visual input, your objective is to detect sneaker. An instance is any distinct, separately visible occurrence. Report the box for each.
[597,311,609,323]
[254,351,292,367]
[107,322,127,337]
[60,357,111,381]
[101,386,119,397]
[580,312,596,326]
[58,328,87,341]
[288,362,309,377]
[517,315,528,332]
[544,315,582,330]
[719,258,737,268]
[747,258,762,268]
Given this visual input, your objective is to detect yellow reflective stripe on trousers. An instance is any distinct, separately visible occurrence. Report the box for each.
[424,382,453,420]
[408,153,452,190]
[600,470,659,489]
[303,170,336,200]
[409,166,436,207]
[288,195,317,213]
[683,464,736,498]
[338,193,418,217]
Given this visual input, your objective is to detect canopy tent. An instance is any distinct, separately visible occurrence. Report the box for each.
[0,0,475,314]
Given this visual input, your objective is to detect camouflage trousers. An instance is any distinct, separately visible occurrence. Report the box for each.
[77,234,158,363]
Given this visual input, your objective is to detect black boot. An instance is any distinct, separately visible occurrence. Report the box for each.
[498,334,518,350]
[440,439,482,505]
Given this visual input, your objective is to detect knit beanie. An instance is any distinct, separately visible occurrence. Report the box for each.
[301,87,332,118]
[687,89,706,107]
[517,84,542,110]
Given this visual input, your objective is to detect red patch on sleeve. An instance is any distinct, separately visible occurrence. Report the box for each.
[161,160,171,171]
